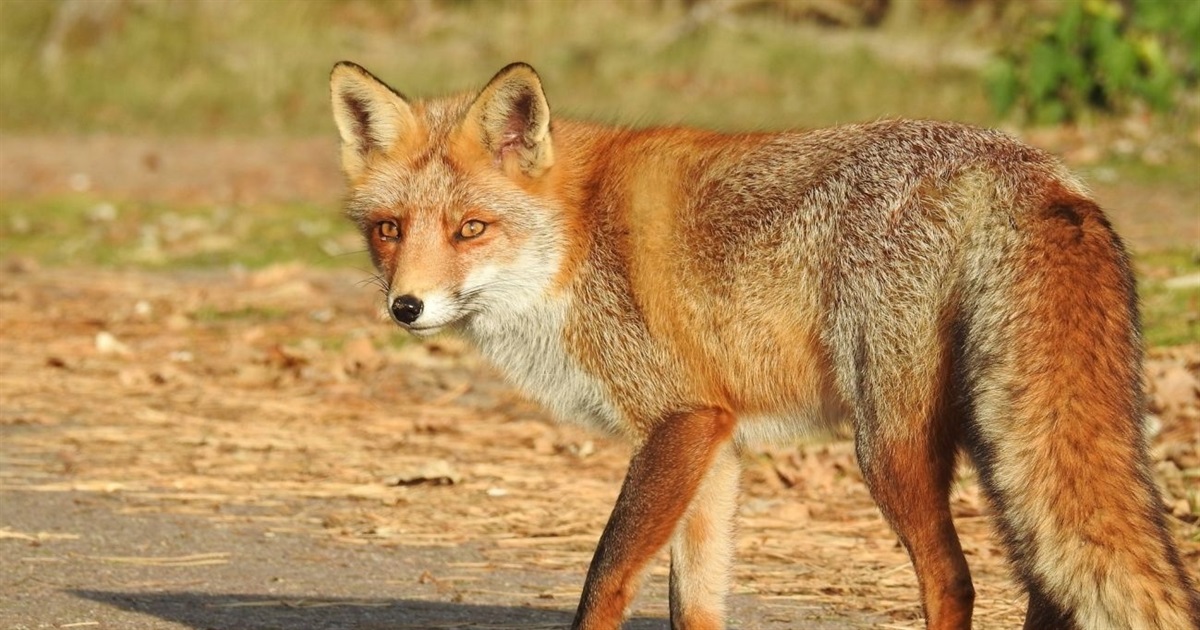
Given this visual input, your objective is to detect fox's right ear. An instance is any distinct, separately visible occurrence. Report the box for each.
[330,62,417,179]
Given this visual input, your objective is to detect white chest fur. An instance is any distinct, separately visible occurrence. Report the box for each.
[466,297,623,435]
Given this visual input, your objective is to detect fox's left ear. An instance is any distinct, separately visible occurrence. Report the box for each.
[463,63,553,178]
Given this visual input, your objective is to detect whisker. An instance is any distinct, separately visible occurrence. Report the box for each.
[358,280,389,292]
[353,268,390,294]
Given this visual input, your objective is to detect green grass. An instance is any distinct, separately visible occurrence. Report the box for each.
[0,196,364,270]
[1138,249,1200,347]
[0,0,996,136]
[1089,144,1200,189]
[190,305,291,324]
[4,192,1194,348]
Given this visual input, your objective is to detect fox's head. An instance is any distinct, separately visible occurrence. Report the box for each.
[330,62,566,337]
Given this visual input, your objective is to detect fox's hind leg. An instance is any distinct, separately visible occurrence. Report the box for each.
[855,401,974,630]
[668,442,740,630]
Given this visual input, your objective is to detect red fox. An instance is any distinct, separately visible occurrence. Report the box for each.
[329,61,1200,629]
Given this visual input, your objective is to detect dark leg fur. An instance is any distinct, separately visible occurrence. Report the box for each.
[855,409,974,630]
[1023,589,1077,630]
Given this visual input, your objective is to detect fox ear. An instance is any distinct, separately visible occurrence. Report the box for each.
[464,62,553,178]
[330,61,416,179]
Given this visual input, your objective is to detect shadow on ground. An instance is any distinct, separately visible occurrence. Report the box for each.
[72,590,667,629]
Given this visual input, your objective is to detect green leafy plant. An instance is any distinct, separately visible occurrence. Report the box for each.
[987,0,1196,125]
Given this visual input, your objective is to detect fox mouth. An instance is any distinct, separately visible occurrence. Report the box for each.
[404,323,448,337]
[390,303,474,337]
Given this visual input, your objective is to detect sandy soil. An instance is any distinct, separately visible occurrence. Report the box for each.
[1,264,1197,630]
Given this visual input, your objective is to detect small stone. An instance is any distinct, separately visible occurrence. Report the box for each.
[95,331,131,356]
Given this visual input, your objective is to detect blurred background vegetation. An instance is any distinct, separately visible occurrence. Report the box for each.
[1,0,1197,343]
[3,0,1196,134]
[988,0,1199,124]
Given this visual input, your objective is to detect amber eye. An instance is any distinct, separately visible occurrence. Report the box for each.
[376,220,400,242]
[458,220,487,240]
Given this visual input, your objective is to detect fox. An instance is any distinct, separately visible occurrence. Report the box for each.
[328,61,1200,630]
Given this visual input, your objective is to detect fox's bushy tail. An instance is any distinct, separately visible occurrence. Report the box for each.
[959,183,1200,628]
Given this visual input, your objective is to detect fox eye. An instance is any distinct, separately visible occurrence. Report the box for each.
[376,220,400,242]
[458,220,487,240]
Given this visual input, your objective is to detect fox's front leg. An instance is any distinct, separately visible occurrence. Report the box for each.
[572,408,737,630]
[669,442,740,630]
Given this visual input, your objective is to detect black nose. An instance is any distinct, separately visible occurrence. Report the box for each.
[390,295,423,325]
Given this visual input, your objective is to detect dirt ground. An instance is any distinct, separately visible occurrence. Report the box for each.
[1,136,1198,629]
